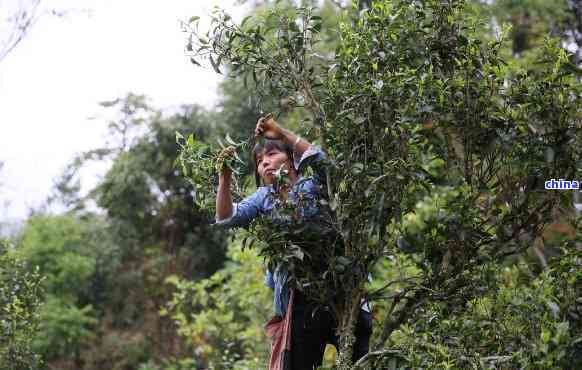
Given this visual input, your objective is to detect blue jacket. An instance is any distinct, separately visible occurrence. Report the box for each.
[215,145,327,316]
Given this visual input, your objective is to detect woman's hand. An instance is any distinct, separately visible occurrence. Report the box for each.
[216,146,236,175]
[255,113,283,140]
[216,146,234,221]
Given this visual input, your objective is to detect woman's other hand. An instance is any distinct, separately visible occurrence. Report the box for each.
[255,113,283,140]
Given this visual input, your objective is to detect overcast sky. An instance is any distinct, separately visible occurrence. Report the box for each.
[0,0,249,222]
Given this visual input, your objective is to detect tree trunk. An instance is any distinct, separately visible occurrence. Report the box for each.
[335,289,362,369]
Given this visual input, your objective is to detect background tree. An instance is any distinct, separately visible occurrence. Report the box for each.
[15,214,110,366]
[21,91,258,369]
[473,0,582,64]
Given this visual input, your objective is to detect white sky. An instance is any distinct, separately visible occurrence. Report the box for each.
[0,0,249,222]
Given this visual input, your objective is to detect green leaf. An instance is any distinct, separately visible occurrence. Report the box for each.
[541,329,551,343]
[225,133,236,146]
[209,55,222,74]
[175,131,184,144]
[311,22,322,33]
[233,151,244,164]
[352,162,364,174]
[240,15,252,28]
[217,137,225,149]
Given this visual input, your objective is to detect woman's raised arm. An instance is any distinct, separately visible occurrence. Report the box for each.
[215,146,236,221]
[214,146,265,228]
[216,166,234,221]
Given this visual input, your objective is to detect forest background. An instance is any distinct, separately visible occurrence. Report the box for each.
[1,0,581,369]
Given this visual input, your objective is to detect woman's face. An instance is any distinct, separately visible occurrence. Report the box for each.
[256,148,292,184]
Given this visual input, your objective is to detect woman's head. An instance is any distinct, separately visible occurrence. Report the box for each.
[253,139,295,187]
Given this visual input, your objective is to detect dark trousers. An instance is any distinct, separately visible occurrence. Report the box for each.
[290,292,373,370]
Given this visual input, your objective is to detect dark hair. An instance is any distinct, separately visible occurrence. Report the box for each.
[253,139,294,187]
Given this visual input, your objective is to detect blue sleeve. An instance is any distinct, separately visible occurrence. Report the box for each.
[294,145,327,185]
[265,269,275,289]
[214,187,267,229]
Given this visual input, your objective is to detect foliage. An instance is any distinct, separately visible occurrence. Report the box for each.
[0,239,43,370]
[214,72,278,140]
[16,215,105,362]
[185,4,327,117]
[365,234,582,369]
[91,100,229,277]
[34,297,97,361]
[17,215,96,297]
[175,131,251,217]
[162,236,272,369]
[181,0,581,367]
[29,95,236,369]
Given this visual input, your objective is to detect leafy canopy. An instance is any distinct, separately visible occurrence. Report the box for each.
[178,0,581,367]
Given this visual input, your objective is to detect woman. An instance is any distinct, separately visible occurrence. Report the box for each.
[215,115,372,370]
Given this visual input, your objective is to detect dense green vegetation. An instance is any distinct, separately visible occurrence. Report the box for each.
[0,238,43,370]
[0,0,580,369]
[179,0,581,368]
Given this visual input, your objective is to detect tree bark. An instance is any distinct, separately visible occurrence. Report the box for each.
[335,292,361,369]
[334,276,367,369]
